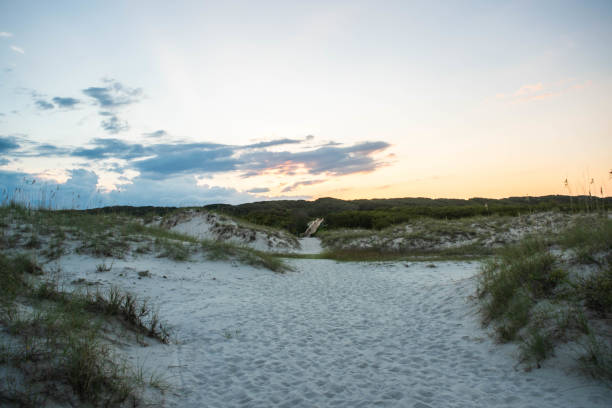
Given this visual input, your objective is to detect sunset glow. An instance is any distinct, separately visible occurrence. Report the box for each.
[1,1,611,207]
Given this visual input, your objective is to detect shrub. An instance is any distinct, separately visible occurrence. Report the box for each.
[580,335,612,382]
[576,267,612,314]
[520,329,554,365]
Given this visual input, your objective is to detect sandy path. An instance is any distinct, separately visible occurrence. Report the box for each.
[57,257,612,407]
[295,237,324,254]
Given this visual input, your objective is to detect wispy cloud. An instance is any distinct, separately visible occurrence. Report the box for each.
[35,100,54,110]
[282,179,325,192]
[2,135,392,190]
[496,79,592,103]
[99,112,129,134]
[10,45,24,54]
[0,136,20,153]
[0,32,13,38]
[52,97,80,108]
[246,187,270,194]
[143,130,168,138]
[245,138,304,149]
[65,137,391,180]
[82,79,142,134]
[0,134,72,158]
[82,79,142,108]
[239,141,390,177]
[28,93,81,111]
[134,145,239,179]
[72,137,149,160]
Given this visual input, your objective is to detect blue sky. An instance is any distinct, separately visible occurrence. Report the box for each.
[1,1,611,207]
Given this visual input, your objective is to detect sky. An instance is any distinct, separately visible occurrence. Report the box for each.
[1,0,611,208]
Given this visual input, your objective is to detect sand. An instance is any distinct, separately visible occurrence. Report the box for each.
[52,251,612,408]
[155,210,300,252]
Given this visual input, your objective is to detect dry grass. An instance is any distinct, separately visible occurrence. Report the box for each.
[0,253,169,406]
[476,215,612,377]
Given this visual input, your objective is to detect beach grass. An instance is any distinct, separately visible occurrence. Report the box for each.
[0,253,169,406]
[476,214,612,375]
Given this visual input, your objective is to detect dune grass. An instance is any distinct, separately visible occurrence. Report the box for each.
[316,212,578,260]
[0,204,289,272]
[202,239,288,272]
[0,253,169,406]
[476,215,612,374]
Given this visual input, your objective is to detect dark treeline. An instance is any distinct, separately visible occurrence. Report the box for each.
[78,195,610,235]
[206,195,610,234]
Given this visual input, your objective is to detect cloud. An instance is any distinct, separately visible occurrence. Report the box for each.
[245,138,303,149]
[83,80,142,134]
[134,145,239,179]
[0,169,95,209]
[0,169,29,196]
[72,138,149,160]
[281,179,325,192]
[0,136,20,152]
[35,100,54,110]
[132,140,390,179]
[82,80,142,108]
[32,143,71,157]
[246,187,270,194]
[0,166,309,207]
[0,32,13,38]
[496,79,592,103]
[52,96,80,108]
[515,83,543,96]
[0,135,73,158]
[0,158,9,166]
[10,45,24,54]
[4,135,391,194]
[100,114,129,134]
[143,130,168,138]
[107,176,257,206]
[3,168,257,207]
[240,141,390,176]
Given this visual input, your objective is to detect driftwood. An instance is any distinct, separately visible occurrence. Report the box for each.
[303,218,324,237]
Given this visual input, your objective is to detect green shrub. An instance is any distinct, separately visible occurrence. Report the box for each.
[520,329,554,365]
[560,217,612,264]
[576,267,612,314]
[495,291,533,342]
[155,239,190,261]
[580,335,612,382]
[0,253,40,301]
[478,238,567,344]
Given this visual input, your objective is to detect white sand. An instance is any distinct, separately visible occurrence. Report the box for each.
[156,210,300,252]
[294,237,324,254]
[53,254,612,408]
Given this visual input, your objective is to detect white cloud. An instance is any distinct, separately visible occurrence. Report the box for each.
[10,45,24,54]
[0,32,13,38]
[496,79,591,103]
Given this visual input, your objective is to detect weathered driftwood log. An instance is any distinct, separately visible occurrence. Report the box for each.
[304,218,324,237]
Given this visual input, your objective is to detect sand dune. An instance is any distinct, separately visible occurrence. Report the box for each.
[54,254,612,407]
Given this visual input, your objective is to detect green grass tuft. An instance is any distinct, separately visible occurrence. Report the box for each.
[0,254,170,405]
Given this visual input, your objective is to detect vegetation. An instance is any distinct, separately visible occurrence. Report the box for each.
[476,216,612,376]
[0,253,168,406]
[18,194,602,235]
[0,204,288,272]
[202,240,288,272]
[204,195,610,234]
